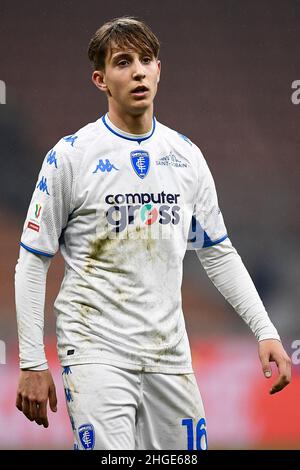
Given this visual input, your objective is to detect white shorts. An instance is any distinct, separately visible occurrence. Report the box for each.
[62,364,207,450]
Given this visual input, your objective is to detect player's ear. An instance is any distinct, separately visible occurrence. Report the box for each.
[156,60,161,84]
[92,70,108,93]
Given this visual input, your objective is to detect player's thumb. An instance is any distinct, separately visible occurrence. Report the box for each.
[261,356,272,378]
[49,384,57,412]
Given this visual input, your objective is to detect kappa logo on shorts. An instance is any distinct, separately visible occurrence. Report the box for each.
[62,366,72,375]
[78,424,95,450]
[70,415,76,432]
[130,150,150,179]
[64,387,73,403]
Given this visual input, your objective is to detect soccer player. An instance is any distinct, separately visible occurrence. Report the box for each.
[15,17,291,450]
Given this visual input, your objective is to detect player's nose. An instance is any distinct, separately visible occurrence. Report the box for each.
[132,59,146,80]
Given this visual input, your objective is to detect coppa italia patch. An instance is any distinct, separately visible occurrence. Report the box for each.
[34,203,43,220]
[27,221,40,232]
[27,203,43,232]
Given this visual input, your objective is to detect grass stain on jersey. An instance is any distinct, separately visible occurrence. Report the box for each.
[84,236,123,274]
[115,286,131,304]
[154,332,167,344]
[80,304,90,317]
[84,225,163,278]
[78,303,103,328]
[90,236,116,260]
[133,225,157,260]
[146,237,155,252]
[150,332,171,364]
[153,345,174,363]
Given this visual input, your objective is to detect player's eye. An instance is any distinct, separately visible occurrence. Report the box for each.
[117,59,130,67]
[142,57,152,64]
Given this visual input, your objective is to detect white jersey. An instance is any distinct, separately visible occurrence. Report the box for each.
[20,114,227,373]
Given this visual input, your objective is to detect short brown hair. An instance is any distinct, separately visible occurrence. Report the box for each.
[87,16,160,70]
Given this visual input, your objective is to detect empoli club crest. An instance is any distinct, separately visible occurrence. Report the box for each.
[130,150,150,179]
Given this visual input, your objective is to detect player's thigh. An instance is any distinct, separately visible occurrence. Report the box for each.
[62,363,140,450]
[137,372,207,450]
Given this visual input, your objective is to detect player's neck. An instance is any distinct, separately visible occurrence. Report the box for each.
[107,107,153,135]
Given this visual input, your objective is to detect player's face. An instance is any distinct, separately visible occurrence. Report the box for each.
[95,47,161,117]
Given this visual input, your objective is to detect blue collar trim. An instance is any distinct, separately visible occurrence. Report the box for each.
[102,114,156,143]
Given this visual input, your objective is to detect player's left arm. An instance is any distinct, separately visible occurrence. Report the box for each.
[191,149,291,394]
[196,239,292,395]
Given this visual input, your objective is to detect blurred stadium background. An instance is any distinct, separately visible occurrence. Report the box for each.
[1,0,299,449]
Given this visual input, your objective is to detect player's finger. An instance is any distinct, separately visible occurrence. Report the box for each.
[22,397,33,421]
[270,358,291,394]
[16,393,23,411]
[270,368,290,394]
[37,400,49,428]
[259,353,272,378]
[35,404,43,426]
[29,400,39,421]
[49,383,57,412]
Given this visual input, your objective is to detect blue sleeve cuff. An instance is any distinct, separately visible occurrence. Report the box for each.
[202,233,228,248]
[20,242,54,258]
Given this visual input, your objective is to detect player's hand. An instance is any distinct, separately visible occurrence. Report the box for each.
[16,369,57,427]
[258,339,292,395]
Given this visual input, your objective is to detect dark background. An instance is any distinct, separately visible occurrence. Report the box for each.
[0,0,299,448]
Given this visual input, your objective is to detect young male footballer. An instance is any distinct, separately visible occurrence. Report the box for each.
[15,17,291,450]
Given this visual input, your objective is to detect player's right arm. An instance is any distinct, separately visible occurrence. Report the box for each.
[15,246,57,427]
[15,139,75,426]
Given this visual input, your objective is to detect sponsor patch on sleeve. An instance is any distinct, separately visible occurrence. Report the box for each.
[27,221,40,232]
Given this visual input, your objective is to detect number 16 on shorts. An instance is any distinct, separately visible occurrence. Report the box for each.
[182,418,208,450]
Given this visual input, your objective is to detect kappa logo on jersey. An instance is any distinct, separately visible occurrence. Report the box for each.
[156,151,188,168]
[63,134,78,147]
[46,149,58,168]
[130,150,150,179]
[78,424,95,450]
[105,191,181,232]
[36,176,50,195]
[93,159,119,173]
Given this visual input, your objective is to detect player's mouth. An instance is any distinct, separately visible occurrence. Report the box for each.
[131,85,149,98]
